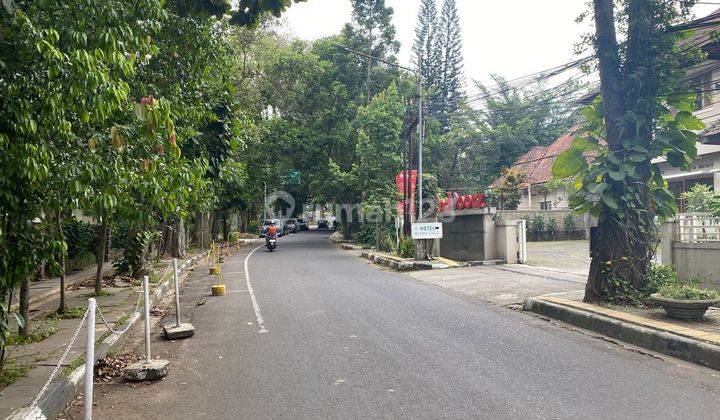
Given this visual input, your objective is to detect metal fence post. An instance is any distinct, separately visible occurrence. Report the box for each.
[143,275,151,363]
[173,258,181,328]
[84,298,96,420]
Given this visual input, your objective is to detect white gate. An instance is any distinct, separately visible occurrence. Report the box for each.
[516,219,527,264]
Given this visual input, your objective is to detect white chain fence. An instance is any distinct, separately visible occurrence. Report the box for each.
[27,307,90,410]
[20,252,208,417]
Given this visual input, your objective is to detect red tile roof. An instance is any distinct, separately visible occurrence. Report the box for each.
[491,129,580,188]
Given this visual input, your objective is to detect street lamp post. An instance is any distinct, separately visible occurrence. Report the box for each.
[334,44,425,223]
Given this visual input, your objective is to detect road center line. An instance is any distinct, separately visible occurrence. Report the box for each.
[244,245,268,334]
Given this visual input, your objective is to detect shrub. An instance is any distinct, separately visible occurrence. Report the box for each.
[63,218,99,260]
[680,184,715,213]
[397,236,415,258]
[529,215,546,240]
[248,220,260,233]
[563,214,577,233]
[546,218,558,239]
[643,264,679,296]
[657,282,720,301]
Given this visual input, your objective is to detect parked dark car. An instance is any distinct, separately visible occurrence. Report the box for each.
[317,219,329,230]
[285,218,299,233]
[297,218,309,231]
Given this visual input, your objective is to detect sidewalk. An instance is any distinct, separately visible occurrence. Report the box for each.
[0,257,198,417]
[525,293,720,370]
[407,264,586,305]
[8,263,114,312]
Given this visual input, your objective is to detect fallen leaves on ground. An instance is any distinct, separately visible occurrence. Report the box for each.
[95,354,141,382]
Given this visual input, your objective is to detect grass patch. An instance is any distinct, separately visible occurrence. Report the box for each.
[8,322,59,345]
[114,313,130,329]
[61,355,85,377]
[149,273,164,284]
[0,362,30,390]
[81,290,114,298]
[44,306,87,320]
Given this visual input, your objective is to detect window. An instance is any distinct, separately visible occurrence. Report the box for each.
[540,201,552,210]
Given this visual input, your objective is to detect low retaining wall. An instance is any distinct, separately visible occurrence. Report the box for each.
[672,242,720,288]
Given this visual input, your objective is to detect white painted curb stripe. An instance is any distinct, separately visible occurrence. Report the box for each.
[244,245,268,334]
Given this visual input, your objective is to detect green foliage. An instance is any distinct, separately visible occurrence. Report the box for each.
[546,218,558,239]
[657,282,720,301]
[563,214,578,233]
[397,236,416,259]
[114,230,160,277]
[643,264,679,296]
[0,361,29,390]
[436,0,464,131]
[552,96,703,222]
[63,218,99,260]
[529,216,546,240]
[45,306,87,320]
[496,168,526,210]
[681,184,717,213]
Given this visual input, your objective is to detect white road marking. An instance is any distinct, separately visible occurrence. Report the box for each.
[244,245,268,334]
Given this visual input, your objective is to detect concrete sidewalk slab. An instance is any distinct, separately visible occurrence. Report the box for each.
[407,264,586,305]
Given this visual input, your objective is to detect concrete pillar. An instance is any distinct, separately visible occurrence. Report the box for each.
[527,184,532,209]
[482,213,497,260]
[714,172,720,193]
[496,221,519,264]
[659,219,677,266]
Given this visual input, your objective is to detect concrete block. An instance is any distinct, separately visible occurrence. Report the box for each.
[123,359,170,382]
[163,322,195,340]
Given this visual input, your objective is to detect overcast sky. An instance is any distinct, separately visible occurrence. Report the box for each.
[282,1,720,89]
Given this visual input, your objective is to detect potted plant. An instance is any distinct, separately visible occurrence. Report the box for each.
[651,281,720,320]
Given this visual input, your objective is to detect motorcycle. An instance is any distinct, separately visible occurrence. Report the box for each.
[266,235,277,252]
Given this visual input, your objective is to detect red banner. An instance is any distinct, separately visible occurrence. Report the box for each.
[396,170,417,215]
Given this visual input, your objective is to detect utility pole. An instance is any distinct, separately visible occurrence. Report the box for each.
[263,182,268,220]
[417,57,424,223]
[406,100,415,236]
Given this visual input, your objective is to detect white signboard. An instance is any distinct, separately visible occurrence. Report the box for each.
[412,222,443,240]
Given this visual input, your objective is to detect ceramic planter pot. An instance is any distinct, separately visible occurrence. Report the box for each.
[650,294,719,321]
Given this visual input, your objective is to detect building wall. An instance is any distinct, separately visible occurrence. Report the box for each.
[516,185,570,211]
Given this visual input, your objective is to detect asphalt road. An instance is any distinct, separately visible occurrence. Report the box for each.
[68,232,720,419]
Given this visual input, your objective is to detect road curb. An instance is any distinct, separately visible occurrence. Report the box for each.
[523,297,720,371]
[359,251,455,272]
[8,250,212,420]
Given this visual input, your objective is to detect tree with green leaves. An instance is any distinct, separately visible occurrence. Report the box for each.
[413,0,442,100]
[553,0,705,302]
[437,0,464,131]
[343,0,400,104]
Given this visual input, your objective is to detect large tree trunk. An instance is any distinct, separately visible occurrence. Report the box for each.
[167,219,187,259]
[57,210,66,313]
[585,0,656,302]
[95,217,108,295]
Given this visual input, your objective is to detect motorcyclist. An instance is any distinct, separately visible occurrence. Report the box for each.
[266,221,278,240]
